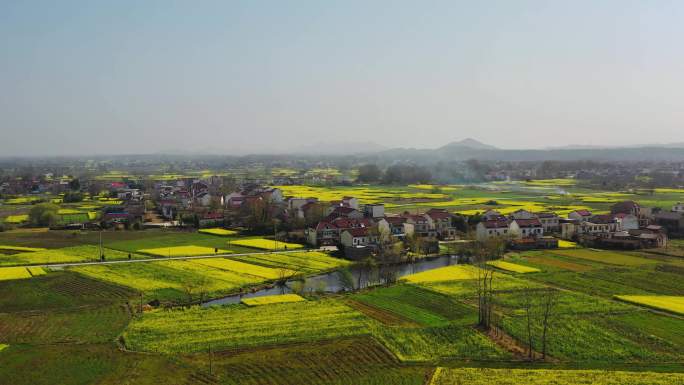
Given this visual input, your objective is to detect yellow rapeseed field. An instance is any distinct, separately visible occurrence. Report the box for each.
[198,228,238,236]
[401,265,480,284]
[614,295,684,315]
[242,294,305,306]
[557,240,577,248]
[138,246,232,257]
[0,267,33,281]
[26,266,47,276]
[231,238,304,250]
[486,260,540,274]
[191,258,292,279]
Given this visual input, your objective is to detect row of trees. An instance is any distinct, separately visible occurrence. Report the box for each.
[357,164,432,184]
[463,238,558,361]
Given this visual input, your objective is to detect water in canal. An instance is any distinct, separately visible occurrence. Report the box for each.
[202,254,461,307]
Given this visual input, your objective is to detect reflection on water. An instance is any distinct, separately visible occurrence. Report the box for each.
[202,255,460,307]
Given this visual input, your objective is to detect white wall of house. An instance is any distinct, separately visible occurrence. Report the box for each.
[616,215,639,230]
[364,204,385,218]
[476,222,509,241]
[509,221,543,239]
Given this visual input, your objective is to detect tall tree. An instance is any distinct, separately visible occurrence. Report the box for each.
[356,164,382,183]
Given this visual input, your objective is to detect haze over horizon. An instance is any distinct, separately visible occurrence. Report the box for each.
[1,1,683,156]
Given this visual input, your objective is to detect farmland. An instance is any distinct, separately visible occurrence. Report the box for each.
[198,228,238,236]
[137,245,232,257]
[400,265,480,283]
[486,260,541,273]
[2,182,684,383]
[123,300,370,353]
[71,258,283,302]
[430,367,684,385]
[231,238,304,250]
[242,293,305,306]
[0,245,149,266]
[614,295,684,315]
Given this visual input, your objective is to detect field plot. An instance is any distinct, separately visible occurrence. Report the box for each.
[552,249,654,266]
[0,304,130,344]
[493,289,632,316]
[231,251,350,273]
[71,259,271,302]
[354,284,475,327]
[138,245,231,257]
[615,295,684,315]
[486,260,540,273]
[500,311,682,362]
[186,337,429,385]
[192,258,293,279]
[530,265,684,298]
[0,245,148,266]
[0,245,45,253]
[198,228,238,236]
[424,274,543,298]
[430,367,684,385]
[26,266,46,276]
[124,300,369,353]
[231,238,304,250]
[0,267,33,281]
[557,240,577,248]
[104,232,254,254]
[242,294,305,306]
[520,253,594,272]
[400,265,480,284]
[371,324,510,362]
[0,271,134,313]
[0,271,135,346]
[274,185,449,204]
[0,344,200,385]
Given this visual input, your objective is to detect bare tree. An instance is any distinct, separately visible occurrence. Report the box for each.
[540,289,559,360]
[470,237,505,330]
[520,285,536,360]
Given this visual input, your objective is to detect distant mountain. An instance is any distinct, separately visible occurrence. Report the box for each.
[439,138,498,150]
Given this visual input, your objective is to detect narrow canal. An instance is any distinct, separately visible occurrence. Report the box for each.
[202,254,461,306]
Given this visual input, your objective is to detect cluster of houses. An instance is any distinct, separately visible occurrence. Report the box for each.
[476,200,675,250]
[303,198,459,258]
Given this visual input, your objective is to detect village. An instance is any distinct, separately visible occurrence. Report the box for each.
[4,171,683,262]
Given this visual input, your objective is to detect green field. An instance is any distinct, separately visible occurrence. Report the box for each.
[71,258,280,302]
[124,300,370,353]
[230,251,351,273]
[430,367,684,385]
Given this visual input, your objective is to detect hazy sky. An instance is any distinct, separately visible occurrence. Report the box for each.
[1,1,683,156]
